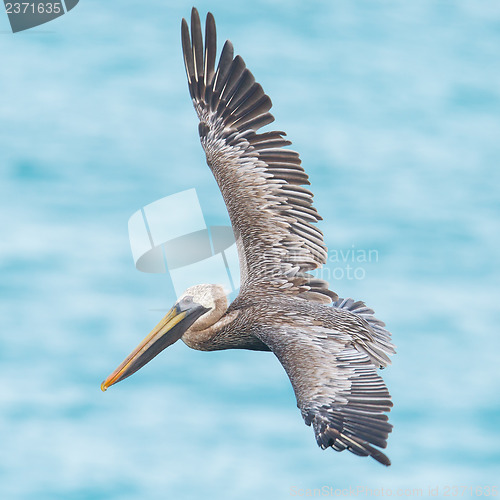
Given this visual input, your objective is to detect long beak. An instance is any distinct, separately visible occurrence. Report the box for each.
[101,299,208,391]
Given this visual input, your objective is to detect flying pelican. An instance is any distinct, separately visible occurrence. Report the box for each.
[101,8,395,466]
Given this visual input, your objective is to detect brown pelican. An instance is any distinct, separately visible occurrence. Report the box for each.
[101,8,396,466]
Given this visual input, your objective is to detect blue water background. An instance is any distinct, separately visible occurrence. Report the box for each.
[1,1,499,498]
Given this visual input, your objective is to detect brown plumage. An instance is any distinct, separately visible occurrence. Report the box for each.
[101,8,396,467]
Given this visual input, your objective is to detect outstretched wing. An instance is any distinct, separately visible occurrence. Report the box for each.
[181,8,336,304]
[257,312,394,466]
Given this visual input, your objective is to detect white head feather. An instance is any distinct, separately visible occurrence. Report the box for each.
[178,284,229,331]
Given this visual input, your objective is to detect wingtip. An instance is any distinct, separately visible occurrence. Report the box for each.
[357,439,392,466]
[372,449,391,466]
[191,6,201,26]
[222,39,234,55]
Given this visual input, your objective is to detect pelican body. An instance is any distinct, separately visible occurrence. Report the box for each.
[102,8,396,466]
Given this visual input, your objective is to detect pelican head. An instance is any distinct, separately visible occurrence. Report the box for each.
[101,284,228,391]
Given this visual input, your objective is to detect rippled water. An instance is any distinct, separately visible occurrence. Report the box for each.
[1,1,499,498]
